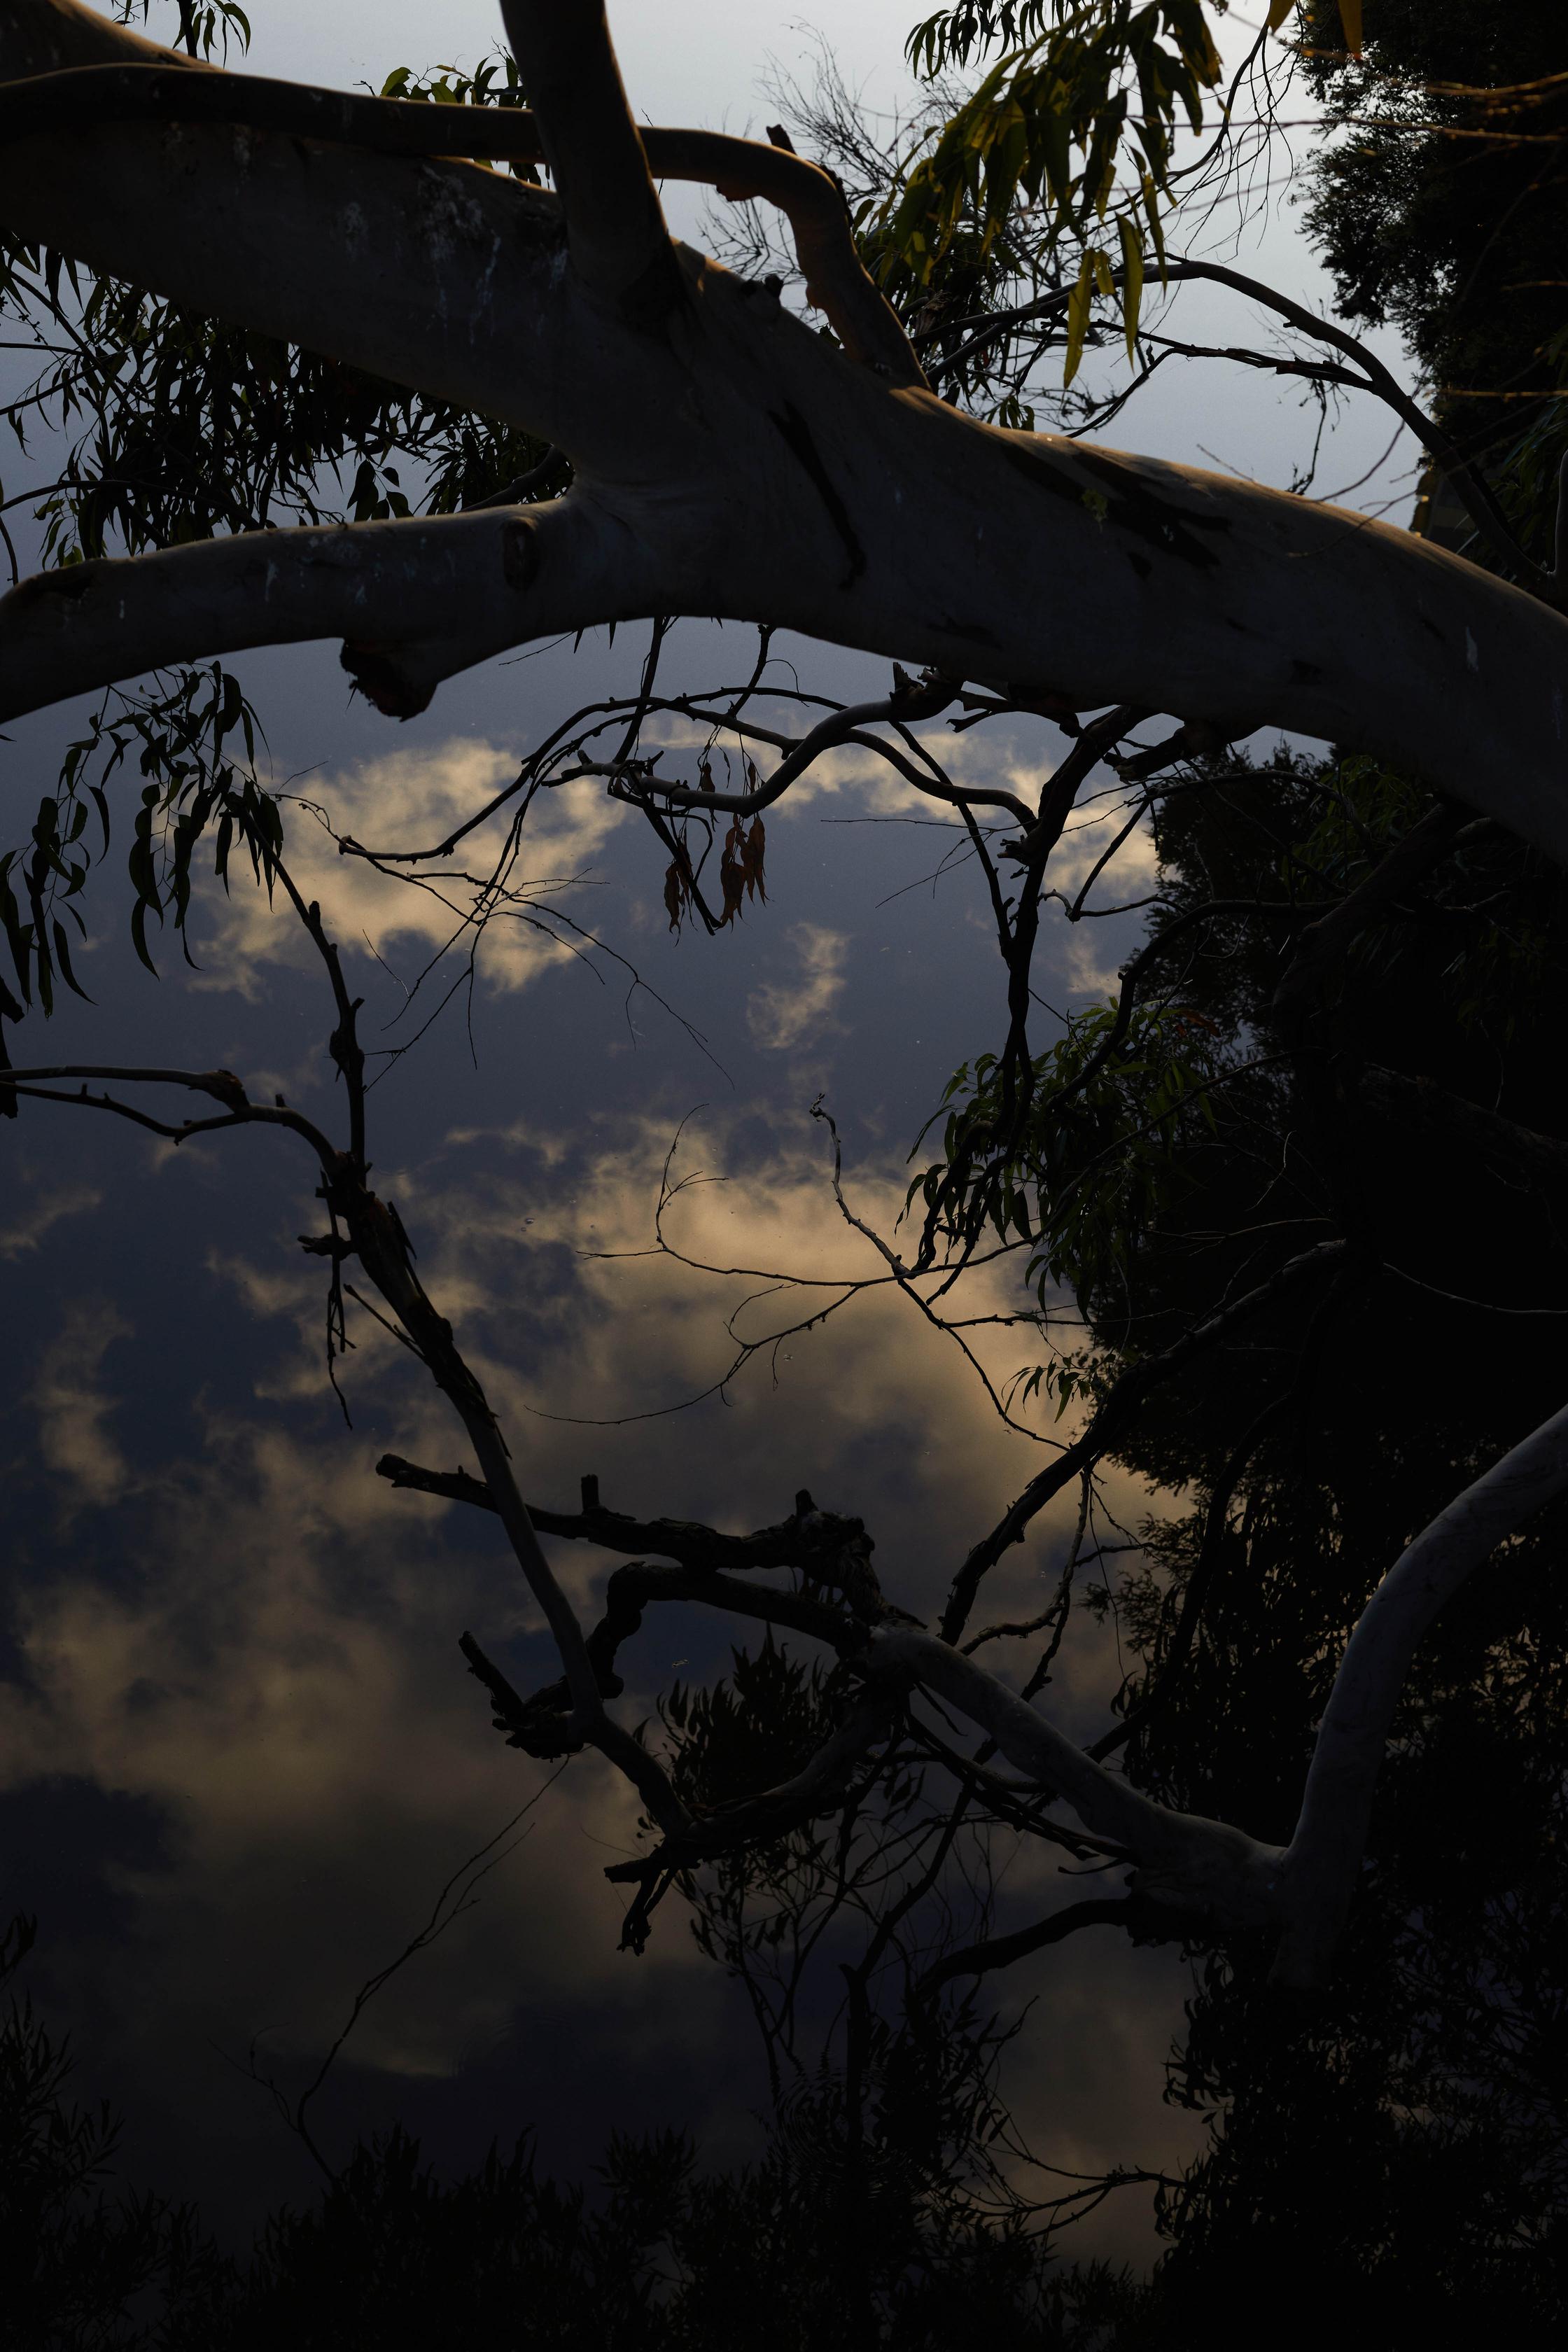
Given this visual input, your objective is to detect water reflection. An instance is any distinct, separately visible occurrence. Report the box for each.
[0,709,1196,2267]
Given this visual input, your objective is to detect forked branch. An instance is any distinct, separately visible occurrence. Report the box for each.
[0,52,924,382]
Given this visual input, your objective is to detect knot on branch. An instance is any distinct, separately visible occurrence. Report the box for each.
[299,1231,355,1261]
[1107,716,1228,783]
[459,1632,584,1760]
[792,1488,886,1618]
[200,1068,249,1112]
[341,640,435,720]
[603,1854,680,1956]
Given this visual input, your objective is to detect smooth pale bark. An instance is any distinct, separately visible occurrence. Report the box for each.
[871,1628,1284,1931]
[1,1,1566,864]
[1272,1399,1568,1986]
[496,0,677,319]
[0,500,671,720]
[0,67,926,382]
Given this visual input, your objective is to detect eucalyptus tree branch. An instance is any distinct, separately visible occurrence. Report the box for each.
[897,1718,1117,1859]
[497,0,678,323]
[376,1454,888,1581]
[468,1560,862,1763]
[927,253,1554,603]
[4,6,1567,862]
[502,1361,1568,1970]
[321,1151,692,1837]
[1273,1395,1568,1988]
[0,501,661,725]
[867,1627,1284,1928]
[1158,258,1557,606]
[7,1055,692,1839]
[916,1896,1156,1996]
[608,673,962,817]
[1,1062,337,1159]
[502,0,923,381]
[949,702,1145,1199]
[0,50,924,382]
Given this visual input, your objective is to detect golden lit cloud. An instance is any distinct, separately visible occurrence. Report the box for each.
[745,922,849,1053]
[0,1177,103,1260]
[192,738,629,1000]
[29,1299,132,1508]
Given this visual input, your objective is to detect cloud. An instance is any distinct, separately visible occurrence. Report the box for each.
[746,922,849,1053]
[3,1101,1184,2245]
[1045,790,1161,995]
[353,1107,1168,1642]
[1,1398,707,2109]
[30,1299,132,1508]
[0,1179,102,1260]
[192,738,629,1000]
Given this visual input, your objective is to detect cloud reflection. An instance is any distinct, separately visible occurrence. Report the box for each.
[192,738,629,1002]
[1,725,1194,2266]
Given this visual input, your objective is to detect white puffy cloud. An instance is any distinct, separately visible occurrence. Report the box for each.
[3,1001,1186,2252]
[746,922,849,1054]
[29,1298,132,1508]
[0,1178,102,1260]
[192,737,629,1000]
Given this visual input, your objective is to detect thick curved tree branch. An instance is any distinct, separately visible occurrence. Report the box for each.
[0,500,663,723]
[1274,1397,1568,1987]
[0,57,924,382]
[2,4,1567,864]
[869,1628,1284,1928]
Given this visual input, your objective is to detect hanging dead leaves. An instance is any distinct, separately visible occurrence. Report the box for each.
[663,843,695,933]
[663,756,768,936]
[719,813,767,923]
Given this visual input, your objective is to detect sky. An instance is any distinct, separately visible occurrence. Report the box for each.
[0,0,1427,2276]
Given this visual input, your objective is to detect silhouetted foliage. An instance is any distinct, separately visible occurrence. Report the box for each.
[1,1912,1147,2351]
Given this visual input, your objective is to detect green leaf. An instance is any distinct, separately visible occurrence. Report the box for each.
[1118,214,1144,365]
[51,918,91,1002]
[130,896,161,976]
[1063,253,1095,387]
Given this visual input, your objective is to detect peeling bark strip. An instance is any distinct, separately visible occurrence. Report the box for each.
[769,403,869,586]
[1,4,1567,853]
